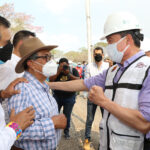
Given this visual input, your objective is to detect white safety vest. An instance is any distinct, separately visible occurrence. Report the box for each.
[99,55,150,150]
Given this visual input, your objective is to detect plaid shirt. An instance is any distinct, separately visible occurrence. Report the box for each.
[8,71,61,150]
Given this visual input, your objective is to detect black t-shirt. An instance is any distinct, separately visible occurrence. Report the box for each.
[53,67,79,98]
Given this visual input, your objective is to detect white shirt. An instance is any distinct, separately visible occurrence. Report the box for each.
[0,54,23,90]
[0,54,24,123]
[0,53,21,149]
[0,104,16,150]
[85,61,109,78]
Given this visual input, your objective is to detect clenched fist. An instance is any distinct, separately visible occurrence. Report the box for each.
[52,114,67,129]
[88,85,108,107]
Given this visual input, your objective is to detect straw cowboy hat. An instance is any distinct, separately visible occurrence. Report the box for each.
[15,37,57,73]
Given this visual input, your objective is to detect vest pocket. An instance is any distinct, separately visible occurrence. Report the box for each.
[110,130,143,150]
[111,130,140,138]
[99,120,107,149]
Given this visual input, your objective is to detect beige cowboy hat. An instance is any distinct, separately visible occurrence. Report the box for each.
[15,37,58,73]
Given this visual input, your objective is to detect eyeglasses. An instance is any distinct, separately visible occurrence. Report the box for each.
[33,54,53,62]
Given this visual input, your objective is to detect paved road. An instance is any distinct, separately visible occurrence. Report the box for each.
[57,93,102,150]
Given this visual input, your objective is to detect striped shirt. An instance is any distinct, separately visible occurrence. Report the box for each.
[7,71,61,150]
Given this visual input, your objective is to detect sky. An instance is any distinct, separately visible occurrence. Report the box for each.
[0,0,150,52]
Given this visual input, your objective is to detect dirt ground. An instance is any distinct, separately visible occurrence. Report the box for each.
[57,93,102,150]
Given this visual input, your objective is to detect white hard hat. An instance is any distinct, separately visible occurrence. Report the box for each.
[100,11,141,40]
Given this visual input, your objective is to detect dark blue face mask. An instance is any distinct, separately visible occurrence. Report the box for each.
[0,40,13,63]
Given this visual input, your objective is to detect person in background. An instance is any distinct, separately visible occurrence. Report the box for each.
[83,47,109,150]
[50,58,79,139]
[76,62,83,78]
[0,16,13,63]
[81,61,87,79]
[7,37,67,150]
[0,30,36,90]
[0,30,36,125]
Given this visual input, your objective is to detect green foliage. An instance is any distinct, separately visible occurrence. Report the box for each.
[64,47,88,63]
[51,49,64,58]
[93,42,108,48]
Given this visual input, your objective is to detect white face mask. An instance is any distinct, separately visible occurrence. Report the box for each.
[33,60,57,78]
[106,37,130,63]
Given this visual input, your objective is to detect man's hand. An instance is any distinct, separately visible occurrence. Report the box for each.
[63,68,70,75]
[10,106,35,131]
[104,58,113,67]
[89,85,108,107]
[57,64,64,74]
[58,64,70,75]
[52,114,67,129]
[1,78,28,99]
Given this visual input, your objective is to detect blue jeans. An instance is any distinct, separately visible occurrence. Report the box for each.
[85,99,104,140]
[53,94,76,133]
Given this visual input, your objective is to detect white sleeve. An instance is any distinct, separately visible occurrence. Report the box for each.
[0,104,16,150]
[0,126,16,150]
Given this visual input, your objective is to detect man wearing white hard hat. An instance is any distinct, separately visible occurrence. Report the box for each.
[48,12,150,150]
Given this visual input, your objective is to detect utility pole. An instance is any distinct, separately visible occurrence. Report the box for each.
[85,0,92,64]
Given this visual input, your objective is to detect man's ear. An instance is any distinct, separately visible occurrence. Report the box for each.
[126,34,133,45]
[16,40,23,49]
[27,60,34,69]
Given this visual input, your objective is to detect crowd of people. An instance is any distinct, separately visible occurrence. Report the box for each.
[0,11,150,150]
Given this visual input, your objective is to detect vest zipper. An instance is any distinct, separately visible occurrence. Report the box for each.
[111,130,140,138]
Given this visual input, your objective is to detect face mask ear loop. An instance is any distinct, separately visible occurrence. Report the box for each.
[32,60,43,66]
[30,60,43,74]
[117,36,129,53]
[116,36,126,45]
[123,44,130,53]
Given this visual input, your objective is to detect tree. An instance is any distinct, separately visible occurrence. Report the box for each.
[93,42,107,48]
[64,47,88,63]
[0,3,42,33]
[51,49,64,58]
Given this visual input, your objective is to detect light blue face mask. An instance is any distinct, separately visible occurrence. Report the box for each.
[0,60,4,64]
[106,37,130,63]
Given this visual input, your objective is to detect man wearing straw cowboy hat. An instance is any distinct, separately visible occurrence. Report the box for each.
[7,37,67,150]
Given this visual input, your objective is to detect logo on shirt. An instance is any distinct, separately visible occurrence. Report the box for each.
[135,62,147,68]
[111,65,117,72]
[60,75,68,81]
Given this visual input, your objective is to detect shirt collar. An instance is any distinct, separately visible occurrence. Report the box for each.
[117,50,145,68]
[24,71,49,90]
